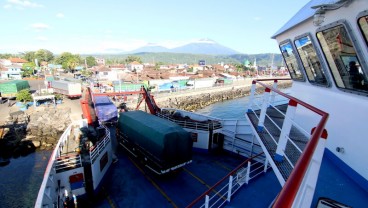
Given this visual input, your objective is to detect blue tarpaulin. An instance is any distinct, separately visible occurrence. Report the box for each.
[94,96,118,123]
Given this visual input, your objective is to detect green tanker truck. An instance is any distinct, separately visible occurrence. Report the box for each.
[117,110,193,174]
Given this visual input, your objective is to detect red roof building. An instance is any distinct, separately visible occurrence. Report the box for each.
[9,57,27,64]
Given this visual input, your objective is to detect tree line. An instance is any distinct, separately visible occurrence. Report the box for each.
[0,49,144,77]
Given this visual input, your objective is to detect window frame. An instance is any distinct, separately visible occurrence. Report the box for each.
[357,11,368,48]
[278,39,306,82]
[294,32,331,87]
[316,19,368,95]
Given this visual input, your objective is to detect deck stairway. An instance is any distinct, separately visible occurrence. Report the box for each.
[246,104,309,181]
[221,119,264,160]
[55,126,83,173]
[245,79,329,207]
[55,153,82,173]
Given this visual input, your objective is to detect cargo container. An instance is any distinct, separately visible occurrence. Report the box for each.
[0,80,30,98]
[117,110,193,174]
[51,80,82,98]
[93,96,118,124]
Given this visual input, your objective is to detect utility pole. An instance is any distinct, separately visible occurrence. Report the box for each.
[270,54,274,77]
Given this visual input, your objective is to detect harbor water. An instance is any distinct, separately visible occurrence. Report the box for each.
[0,96,250,207]
[196,96,250,119]
[0,150,51,208]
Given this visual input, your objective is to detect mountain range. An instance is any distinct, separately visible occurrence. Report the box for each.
[119,39,240,55]
[94,38,283,66]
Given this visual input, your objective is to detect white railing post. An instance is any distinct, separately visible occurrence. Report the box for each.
[247,80,257,113]
[246,161,251,184]
[270,80,278,105]
[264,157,269,173]
[257,87,271,131]
[292,130,327,208]
[227,175,233,202]
[205,195,210,208]
[274,100,297,162]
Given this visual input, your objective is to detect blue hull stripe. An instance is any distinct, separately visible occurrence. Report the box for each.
[325,148,368,193]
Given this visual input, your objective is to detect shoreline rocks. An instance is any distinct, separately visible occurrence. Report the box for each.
[154,81,292,112]
[0,106,71,159]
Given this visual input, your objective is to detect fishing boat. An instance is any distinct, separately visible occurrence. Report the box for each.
[35,0,368,207]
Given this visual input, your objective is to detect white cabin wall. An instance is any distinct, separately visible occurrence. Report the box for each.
[274,0,368,181]
[91,143,113,190]
[188,130,210,150]
[290,82,368,181]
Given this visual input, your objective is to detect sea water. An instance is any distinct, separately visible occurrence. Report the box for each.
[0,150,51,208]
[195,96,250,119]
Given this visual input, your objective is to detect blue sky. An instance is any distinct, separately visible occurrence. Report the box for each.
[0,0,310,54]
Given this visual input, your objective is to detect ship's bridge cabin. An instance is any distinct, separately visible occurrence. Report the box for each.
[272,0,368,193]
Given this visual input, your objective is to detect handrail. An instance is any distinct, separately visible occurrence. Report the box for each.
[156,113,222,131]
[90,125,110,162]
[273,116,328,207]
[35,120,79,207]
[254,79,326,117]
[186,152,264,208]
[251,79,329,208]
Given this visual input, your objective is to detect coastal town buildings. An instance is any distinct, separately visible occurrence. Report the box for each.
[127,61,144,72]
[0,58,27,80]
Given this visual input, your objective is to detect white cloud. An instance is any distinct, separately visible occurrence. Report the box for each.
[30,23,49,30]
[3,4,11,9]
[5,0,43,9]
[36,36,48,41]
[56,13,64,18]
[253,17,262,21]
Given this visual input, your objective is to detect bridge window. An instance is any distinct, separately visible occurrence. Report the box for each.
[358,15,368,46]
[295,35,328,86]
[317,24,368,92]
[279,41,304,81]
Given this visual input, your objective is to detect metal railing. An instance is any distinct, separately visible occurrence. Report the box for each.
[89,125,111,163]
[248,97,311,170]
[186,153,267,208]
[247,79,329,208]
[55,153,82,172]
[35,119,88,208]
[156,112,222,131]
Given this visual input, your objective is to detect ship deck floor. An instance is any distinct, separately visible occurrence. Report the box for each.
[74,122,368,208]
[84,148,281,208]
